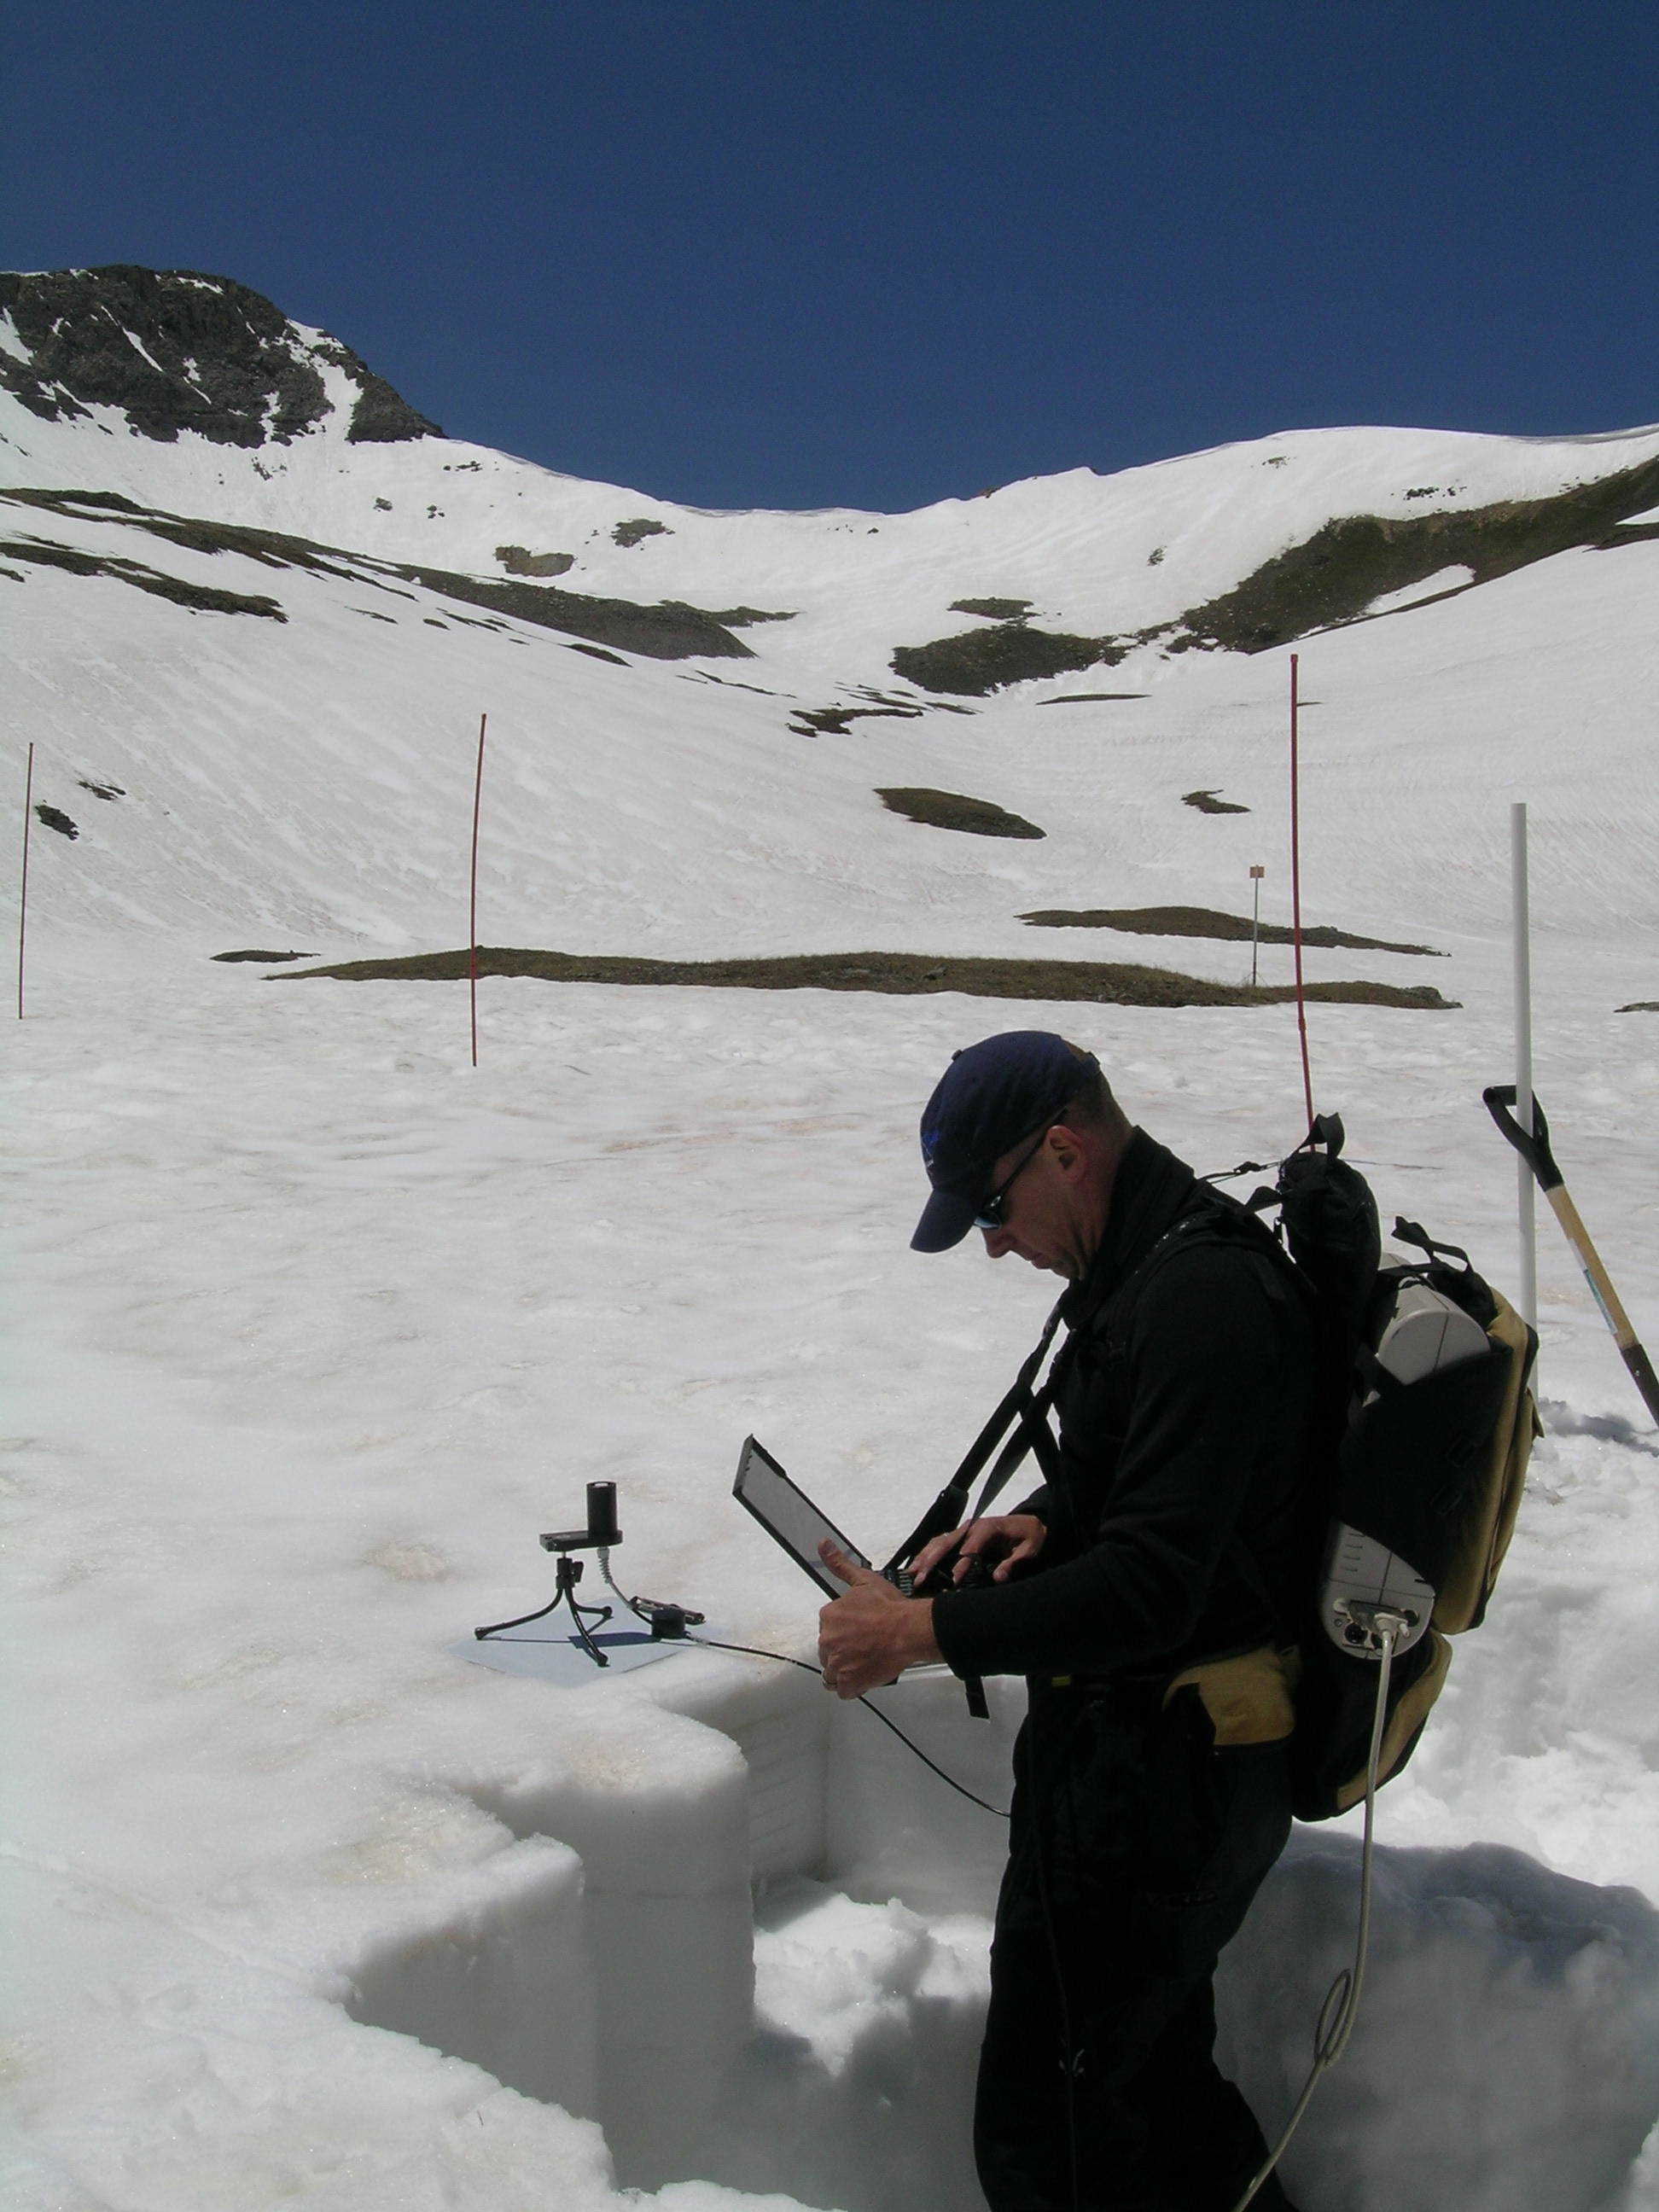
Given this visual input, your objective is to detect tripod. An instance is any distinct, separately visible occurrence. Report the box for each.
[474,1481,622,1667]
[474,1550,614,1665]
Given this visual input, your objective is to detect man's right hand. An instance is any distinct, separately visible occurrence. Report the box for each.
[911,1513,1047,1587]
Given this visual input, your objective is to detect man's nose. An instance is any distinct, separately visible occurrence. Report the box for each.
[981,1225,1013,1259]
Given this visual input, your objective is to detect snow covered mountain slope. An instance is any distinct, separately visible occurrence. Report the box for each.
[4,272,1659,2212]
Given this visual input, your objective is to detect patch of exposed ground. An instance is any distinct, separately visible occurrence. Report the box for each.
[891,454,1659,691]
[79,779,125,800]
[665,602,795,628]
[34,806,78,839]
[496,544,574,578]
[877,788,1045,839]
[892,622,1127,696]
[1618,1001,1659,1013]
[791,701,925,736]
[1183,789,1249,815]
[283,946,1456,1010]
[950,597,1033,620]
[0,533,284,617]
[0,490,760,661]
[1020,905,1444,956]
[1038,691,1149,705]
[1157,451,1659,654]
[613,518,669,548]
[212,950,311,963]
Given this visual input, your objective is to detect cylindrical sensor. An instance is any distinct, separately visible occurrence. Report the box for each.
[586,1481,620,1546]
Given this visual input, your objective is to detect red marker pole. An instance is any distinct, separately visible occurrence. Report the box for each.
[469,713,486,1068]
[17,742,33,1020]
[1289,655,1313,1131]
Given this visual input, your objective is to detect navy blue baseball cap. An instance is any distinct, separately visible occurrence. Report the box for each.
[911,1032,1100,1252]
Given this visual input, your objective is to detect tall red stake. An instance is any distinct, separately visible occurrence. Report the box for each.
[469,713,486,1068]
[17,742,33,1020]
[1289,655,1313,1131]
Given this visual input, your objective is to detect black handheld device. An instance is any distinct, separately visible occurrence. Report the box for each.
[540,1481,620,1553]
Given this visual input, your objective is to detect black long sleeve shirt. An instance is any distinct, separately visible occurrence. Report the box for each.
[930,1131,1318,1691]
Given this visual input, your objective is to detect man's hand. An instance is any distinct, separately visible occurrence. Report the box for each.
[817,1541,942,1698]
[911,1513,1047,1587]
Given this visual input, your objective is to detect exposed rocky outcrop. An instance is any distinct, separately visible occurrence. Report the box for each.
[0,266,442,447]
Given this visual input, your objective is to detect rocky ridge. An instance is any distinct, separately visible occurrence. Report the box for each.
[0,265,441,448]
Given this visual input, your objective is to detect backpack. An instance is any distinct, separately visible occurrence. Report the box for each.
[892,1116,1540,1809]
[1191,1115,1541,1819]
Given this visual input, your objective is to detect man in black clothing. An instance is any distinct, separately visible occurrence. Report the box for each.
[818,1031,1313,2212]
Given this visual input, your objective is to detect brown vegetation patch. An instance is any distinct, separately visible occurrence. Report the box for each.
[0,533,285,618]
[1038,691,1148,705]
[1158,451,1659,655]
[791,701,924,736]
[496,544,574,578]
[894,455,1659,684]
[213,949,311,963]
[1183,789,1249,815]
[877,787,1045,839]
[950,597,1033,620]
[1022,905,1443,956]
[1,490,753,661]
[684,604,795,628]
[1617,1001,1659,1013]
[284,946,1456,1010]
[892,621,1127,696]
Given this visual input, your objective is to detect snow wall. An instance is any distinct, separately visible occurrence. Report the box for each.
[340,1650,1659,2212]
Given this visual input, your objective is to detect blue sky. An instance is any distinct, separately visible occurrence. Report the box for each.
[5,2,1656,511]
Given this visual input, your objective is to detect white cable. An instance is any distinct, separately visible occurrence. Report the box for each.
[1229,1615,1402,2212]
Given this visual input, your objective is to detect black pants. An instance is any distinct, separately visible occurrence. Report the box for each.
[975,1684,1297,2212]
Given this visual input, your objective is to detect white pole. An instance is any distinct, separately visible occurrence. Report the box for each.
[1511,802,1537,1335]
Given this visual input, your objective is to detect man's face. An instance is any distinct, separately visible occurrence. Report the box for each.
[977,1122,1096,1278]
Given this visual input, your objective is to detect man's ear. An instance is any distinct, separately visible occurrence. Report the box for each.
[1047,1121,1088,1180]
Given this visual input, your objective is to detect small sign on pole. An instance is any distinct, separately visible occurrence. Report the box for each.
[1249,865,1265,988]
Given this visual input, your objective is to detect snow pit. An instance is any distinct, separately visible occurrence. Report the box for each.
[344,1649,1659,2212]
[1218,1832,1659,2212]
[344,1836,597,2116]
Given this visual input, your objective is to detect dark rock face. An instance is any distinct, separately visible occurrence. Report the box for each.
[0,266,442,447]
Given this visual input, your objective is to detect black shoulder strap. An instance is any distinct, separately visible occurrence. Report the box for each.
[1104,1190,1318,1650]
[884,1290,1068,1574]
[1096,1186,1299,1355]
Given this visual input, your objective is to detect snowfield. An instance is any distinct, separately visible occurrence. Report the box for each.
[3,336,1658,2212]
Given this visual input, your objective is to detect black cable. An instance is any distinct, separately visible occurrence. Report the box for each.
[1229,1618,1401,2212]
[596,1545,704,1633]
[687,1636,1010,1820]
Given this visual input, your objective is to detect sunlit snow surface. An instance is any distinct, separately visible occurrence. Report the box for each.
[3,391,1659,2210]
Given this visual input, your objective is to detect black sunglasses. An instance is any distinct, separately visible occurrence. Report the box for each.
[973,1124,1052,1231]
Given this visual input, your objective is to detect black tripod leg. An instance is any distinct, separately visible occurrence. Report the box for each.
[568,1602,614,1667]
[474,1594,564,1640]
